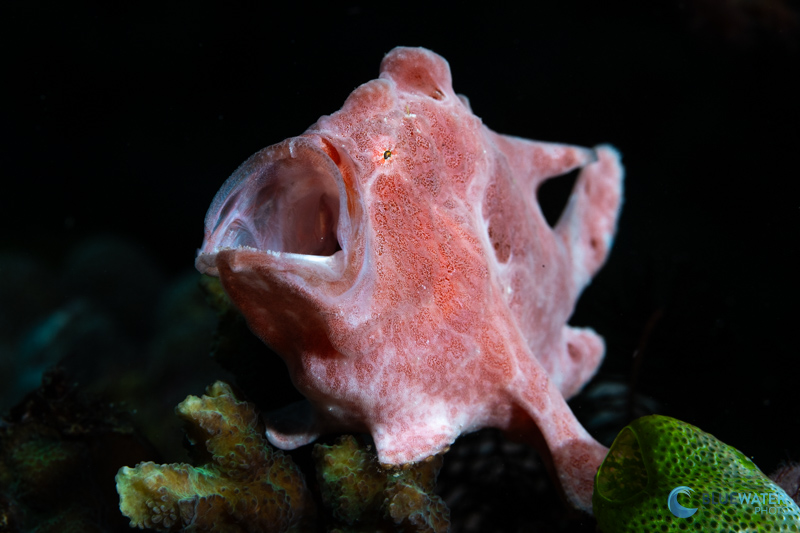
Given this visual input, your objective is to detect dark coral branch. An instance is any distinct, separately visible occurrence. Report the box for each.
[313,434,449,533]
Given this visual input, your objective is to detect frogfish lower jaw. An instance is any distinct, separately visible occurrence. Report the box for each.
[196,134,356,279]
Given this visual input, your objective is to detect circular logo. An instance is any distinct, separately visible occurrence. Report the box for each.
[668,486,698,518]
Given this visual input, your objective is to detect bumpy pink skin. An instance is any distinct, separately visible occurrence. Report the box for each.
[196,47,623,512]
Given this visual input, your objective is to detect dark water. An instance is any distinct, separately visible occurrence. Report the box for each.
[1,2,798,531]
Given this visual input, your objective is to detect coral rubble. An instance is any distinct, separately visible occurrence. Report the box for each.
[116,381,314,532]
[772,462,800,506]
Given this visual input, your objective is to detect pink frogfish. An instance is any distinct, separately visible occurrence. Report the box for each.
[196,47,623,512]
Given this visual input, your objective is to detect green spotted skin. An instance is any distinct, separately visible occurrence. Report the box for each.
[593,415,800,533]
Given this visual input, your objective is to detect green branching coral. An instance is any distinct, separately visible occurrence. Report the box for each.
[593,414,800,532]
[313,435,449,533]
[115,381,315,532]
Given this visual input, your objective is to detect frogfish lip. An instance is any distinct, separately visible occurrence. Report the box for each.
[195,134,357,279]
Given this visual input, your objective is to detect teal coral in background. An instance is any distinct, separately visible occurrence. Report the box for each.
[593,415,800,532]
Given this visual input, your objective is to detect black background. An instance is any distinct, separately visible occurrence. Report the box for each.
[2,0,799,519]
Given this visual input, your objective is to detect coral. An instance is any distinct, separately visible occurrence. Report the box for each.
[593,415,800,532]
[115,381,314,532]
[313,435,449,533]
